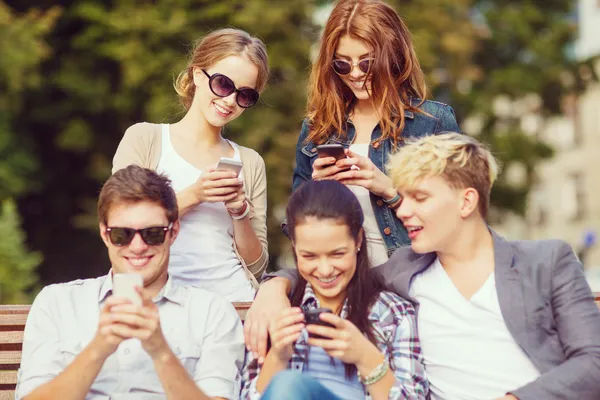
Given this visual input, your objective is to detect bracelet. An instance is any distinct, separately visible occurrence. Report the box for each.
[228,201,250,220]
[358,359,389,386]
[382,192,401,205]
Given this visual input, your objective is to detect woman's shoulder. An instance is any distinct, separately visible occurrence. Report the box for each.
[123,121,161,138]
[411,98,454,117]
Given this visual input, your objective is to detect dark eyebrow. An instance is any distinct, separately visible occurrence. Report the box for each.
[334,52,371,60]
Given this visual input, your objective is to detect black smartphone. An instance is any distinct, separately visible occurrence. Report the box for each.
[304,308,335,339]
[316,144,346,161]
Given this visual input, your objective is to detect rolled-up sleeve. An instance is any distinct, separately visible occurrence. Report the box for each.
[194,295,245,399]
[379,293,428,400]
[16,287,64,399]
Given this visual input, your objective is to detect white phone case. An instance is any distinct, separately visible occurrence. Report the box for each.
[113,273,143,306]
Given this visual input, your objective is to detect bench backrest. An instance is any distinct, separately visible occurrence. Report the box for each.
[2,296,600,397]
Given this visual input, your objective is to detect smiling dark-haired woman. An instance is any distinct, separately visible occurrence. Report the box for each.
[112,28,269,301]
[241,180,427,400]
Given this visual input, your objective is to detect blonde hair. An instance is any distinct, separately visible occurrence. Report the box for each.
[174,28,269,110]
[387,133,499,218]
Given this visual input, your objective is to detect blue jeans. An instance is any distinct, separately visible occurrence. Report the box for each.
[261,370,341,400]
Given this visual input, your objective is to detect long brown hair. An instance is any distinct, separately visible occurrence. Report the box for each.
[306,0,427,145]
[174,28,269,110]
[286,180,384,379]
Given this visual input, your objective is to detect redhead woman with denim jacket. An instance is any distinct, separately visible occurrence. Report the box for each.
[112,29,269,301]
[293,0,460,266]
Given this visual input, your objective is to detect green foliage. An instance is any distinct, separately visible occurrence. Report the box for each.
[0,199,42,303]
[0,2,58,302]
[0,0,580,289]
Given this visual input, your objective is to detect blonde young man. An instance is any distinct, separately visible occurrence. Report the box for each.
[17,165,243,400]
[246,133,600,400]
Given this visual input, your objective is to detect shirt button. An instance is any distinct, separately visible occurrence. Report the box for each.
[373,142,380,149]
[124,348,130,355]
[376,200,384,207]
[383,227,392,235]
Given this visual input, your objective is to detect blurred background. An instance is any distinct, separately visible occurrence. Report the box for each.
[0,0,598,303]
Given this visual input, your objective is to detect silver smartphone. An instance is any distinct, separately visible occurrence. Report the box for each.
[216,157,243,177]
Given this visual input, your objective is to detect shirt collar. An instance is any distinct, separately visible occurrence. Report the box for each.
[301,283,349,319]
[98,270,184,306]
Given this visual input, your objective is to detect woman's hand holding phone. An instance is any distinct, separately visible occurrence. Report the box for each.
[312,144,350,181]
[267,307,305,363]
[306,312,382,368]
[334,149,398,199]
[192,168,243,205]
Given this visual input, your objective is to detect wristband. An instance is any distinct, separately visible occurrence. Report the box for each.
[358,359,389,386]
[228,201,250,220]
[382,192,401,205]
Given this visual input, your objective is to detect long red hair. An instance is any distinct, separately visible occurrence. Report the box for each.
[306,0,427,145]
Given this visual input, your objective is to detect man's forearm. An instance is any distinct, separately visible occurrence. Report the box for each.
[153,349,212,400]
[23,343,106,400]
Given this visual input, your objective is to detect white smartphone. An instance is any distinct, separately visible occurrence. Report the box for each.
[216,157,243,177]
[113,273,143,306]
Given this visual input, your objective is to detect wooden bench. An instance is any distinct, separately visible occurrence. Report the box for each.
[0,302,251,399]
[2,296,600,398]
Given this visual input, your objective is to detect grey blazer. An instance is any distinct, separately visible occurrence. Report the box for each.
[272,230,600,400]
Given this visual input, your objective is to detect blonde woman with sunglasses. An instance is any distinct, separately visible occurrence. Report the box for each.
[112,28,269,301]
[292,0,460,266]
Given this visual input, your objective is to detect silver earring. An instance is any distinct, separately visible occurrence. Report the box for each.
[357,247,361,252]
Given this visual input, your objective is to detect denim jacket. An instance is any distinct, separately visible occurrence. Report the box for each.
[292,99,460,256]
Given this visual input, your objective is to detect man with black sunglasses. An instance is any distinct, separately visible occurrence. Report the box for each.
[17,165,244,400]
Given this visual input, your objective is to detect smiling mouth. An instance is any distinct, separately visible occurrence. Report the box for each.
[316,275,340,284]
[125,256,153,268]
[213,102,232,116]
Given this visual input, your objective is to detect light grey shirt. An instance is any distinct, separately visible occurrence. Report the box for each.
[16,273,244,400]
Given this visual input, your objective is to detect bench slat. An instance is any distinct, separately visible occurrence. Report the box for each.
[0,390,15,400]
[0,315,27,328]
[0,371,17,385]
[0,351,22,368]
[0,332,24,345]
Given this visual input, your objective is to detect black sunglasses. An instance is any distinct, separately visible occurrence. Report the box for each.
[106,223,173,246]
[331,58,374,75]
[202,69,259,108]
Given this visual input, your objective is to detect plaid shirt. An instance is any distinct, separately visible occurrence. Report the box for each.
[240,285,428,399]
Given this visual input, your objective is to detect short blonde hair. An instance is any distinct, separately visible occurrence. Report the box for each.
[387,133,499,218]
[174,28,269,110]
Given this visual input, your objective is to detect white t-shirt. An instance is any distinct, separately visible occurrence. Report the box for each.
[156,124,254,301]
[409,258,540,400]
[347,143,389,267]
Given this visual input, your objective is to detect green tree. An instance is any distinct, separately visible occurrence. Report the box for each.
[0,1,58,301]
[9,0,317,282]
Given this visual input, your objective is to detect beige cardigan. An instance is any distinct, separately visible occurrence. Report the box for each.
[112,122,268,288]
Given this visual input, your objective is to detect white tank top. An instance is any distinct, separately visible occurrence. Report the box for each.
[347,143,389,267]
[156,124,255,301]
